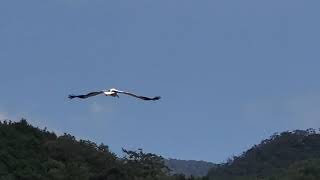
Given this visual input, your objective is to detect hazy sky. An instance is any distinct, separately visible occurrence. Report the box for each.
[1,0,320,162]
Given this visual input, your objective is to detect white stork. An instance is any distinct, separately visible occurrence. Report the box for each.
[68,88,161,101]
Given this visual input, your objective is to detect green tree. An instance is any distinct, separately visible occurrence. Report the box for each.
[122,148,170,179]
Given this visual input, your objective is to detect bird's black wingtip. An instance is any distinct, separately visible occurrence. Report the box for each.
[68,95,75,99]
[153,96,161,100]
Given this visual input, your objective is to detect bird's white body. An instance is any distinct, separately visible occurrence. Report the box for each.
[103,88,122,97]
[103,91,116,96]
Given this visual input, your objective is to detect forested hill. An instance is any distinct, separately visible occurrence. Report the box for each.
[0,119,201,180]
[207,128,320,180]
[1,119,320,180]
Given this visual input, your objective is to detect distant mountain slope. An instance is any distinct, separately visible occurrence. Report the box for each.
[166,159,216,177]
[207,129,320,180]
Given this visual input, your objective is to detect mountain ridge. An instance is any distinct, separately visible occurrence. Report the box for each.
[1,119,320,180]
[165,158,216,177]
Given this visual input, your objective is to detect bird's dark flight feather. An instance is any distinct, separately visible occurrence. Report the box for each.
[68,91,103,99]
[120,92,161,101]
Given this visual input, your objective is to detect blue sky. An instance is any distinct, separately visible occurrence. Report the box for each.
[1,0,320,162]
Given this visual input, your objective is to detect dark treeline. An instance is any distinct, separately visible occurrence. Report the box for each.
[0,119,203,180]
[1,119,320,180]
[208,128,320,180]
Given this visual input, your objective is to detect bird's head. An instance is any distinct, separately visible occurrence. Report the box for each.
[109,88,117,92]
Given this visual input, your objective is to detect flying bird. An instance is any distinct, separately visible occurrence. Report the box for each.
[68,88,161,101]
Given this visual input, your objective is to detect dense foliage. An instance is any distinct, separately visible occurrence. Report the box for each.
[1,119,320,180]
[207,129,320,180]
[0,119,202,180]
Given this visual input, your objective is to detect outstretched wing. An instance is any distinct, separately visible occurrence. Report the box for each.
[118,91,161,101]
[68,91,104,99]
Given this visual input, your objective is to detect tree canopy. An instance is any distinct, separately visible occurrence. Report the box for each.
[0,119,200,180]
[207,129,320,180]
[1,119,320,180]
